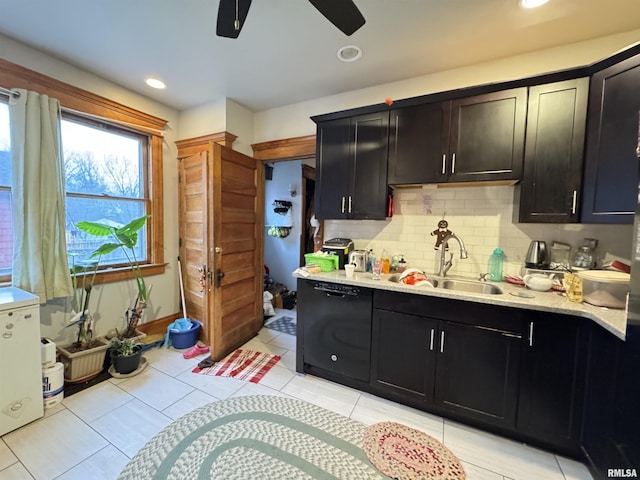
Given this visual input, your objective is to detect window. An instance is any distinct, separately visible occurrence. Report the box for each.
[63,115,149,269]
[0,57,167,285]
[0,101,11,277]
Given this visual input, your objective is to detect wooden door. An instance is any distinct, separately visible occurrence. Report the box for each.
[211,143,264,360]
[178,151,212,342]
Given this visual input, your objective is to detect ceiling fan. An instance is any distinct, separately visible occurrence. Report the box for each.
[216,0,366,38]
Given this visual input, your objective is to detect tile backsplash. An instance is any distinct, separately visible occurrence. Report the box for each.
[323,185,633,277]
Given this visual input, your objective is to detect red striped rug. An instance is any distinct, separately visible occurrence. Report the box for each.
[192,349,280,383]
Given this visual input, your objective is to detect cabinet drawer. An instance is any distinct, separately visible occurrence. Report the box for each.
[373,289,524,333]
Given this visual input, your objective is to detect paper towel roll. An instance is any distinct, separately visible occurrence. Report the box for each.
[42,362,64,409]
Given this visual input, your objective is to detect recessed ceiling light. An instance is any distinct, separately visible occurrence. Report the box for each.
[520,0,549,8]
[145,78,166,89]
[337,45,362,62]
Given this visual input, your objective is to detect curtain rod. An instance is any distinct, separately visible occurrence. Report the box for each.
[0,87,163,137]
[0,86,20,97]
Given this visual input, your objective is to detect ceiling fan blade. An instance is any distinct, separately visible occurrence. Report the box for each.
[216,0,252,38]
[308,0,366,36]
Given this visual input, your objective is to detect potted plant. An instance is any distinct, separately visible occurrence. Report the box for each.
[109,336,143,375]
[57,256,110,382]
[76,215,152,338]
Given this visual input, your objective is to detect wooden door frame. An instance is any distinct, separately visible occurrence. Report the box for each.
[252,135,320,271]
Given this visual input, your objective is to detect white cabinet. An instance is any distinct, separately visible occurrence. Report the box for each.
[0,287,42,436]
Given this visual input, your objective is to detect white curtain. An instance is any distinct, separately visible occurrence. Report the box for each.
[9,89,73,301]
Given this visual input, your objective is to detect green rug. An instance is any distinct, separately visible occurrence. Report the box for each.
[118,395,391,480]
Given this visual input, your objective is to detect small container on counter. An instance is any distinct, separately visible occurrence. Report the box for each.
[578,270,630,309]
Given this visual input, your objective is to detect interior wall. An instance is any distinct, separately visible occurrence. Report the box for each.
[323,186,632,278]
[252,30,640,143]
[0,33,182,345]
[177,97,227,140]
[264,161,302,291]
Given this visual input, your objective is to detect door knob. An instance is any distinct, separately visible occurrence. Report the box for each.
[216,269,225,286]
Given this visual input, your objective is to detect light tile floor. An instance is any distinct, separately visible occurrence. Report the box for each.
[1,309,594,480]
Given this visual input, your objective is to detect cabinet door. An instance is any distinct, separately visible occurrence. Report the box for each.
[434,321,522,429]
[315,118,351,219]
[518,79,588,223]
[582,54,640,223]
[448,88,527,183]
[517,313,588,455]
[387,103,450,185]
[371,309,437,405]
[350,112,389,219]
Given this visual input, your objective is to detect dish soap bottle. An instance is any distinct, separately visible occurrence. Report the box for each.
[489,248,504,282]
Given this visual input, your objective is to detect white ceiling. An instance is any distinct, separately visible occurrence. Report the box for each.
[0,0,639,112]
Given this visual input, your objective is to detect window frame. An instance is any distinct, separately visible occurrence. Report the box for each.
[0,57,167,286]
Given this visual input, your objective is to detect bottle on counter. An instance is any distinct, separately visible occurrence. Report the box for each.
[381,249,390,274]
[366,249,375,273]
[489,248,504,282]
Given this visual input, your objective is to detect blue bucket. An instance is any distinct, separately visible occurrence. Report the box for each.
[170,320,201,349]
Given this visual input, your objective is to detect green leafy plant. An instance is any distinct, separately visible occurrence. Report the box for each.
[65,255,100,351]
[76,215,152,337]
[109,336,142,358]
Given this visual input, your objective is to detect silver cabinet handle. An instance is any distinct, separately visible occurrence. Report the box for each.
[528,322,534,347]
[348,196,352,213]
[440,331,445,353]
[571,190,577,215]
[429,328,435,351]
[451,153,456,174]
[341,196,345,213]
[441,154,446,175]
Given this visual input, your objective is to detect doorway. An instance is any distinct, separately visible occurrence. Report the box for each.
[263,159,320,292]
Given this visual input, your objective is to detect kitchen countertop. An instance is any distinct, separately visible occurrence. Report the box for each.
[293,270,628,340]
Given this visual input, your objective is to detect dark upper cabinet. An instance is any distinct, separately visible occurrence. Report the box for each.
[315,112,389,220]
[582,53,640,224]
[517,78,589,223]
[387,103,450,185]
[387,88,527,185]
[315,118,350,220]
[447,88,527,183]
[517,312,588,456]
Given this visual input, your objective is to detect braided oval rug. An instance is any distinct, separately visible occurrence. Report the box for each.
[117,395,392,480]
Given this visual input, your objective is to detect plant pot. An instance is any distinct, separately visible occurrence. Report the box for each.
[57,337,110,382]
[170,320,201,349]
[110,346,143,375]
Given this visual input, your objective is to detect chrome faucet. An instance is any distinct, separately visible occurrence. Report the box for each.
[438,233,468,277]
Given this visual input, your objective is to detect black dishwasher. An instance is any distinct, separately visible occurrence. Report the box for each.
[297,280,372,382]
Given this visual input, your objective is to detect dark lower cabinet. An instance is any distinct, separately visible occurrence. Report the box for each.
[435,320,521,429]
[517,312,588,456]
[298,285,597,463]
[582,322,640,479]
[371,309,436,405]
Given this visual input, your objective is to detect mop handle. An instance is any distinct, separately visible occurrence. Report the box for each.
[177,257,188,319]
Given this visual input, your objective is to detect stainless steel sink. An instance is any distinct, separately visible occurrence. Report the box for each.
[386,274,438,287]
[440,279,503,295]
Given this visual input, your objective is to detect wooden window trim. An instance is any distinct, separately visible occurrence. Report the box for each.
[0,57,168,286]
